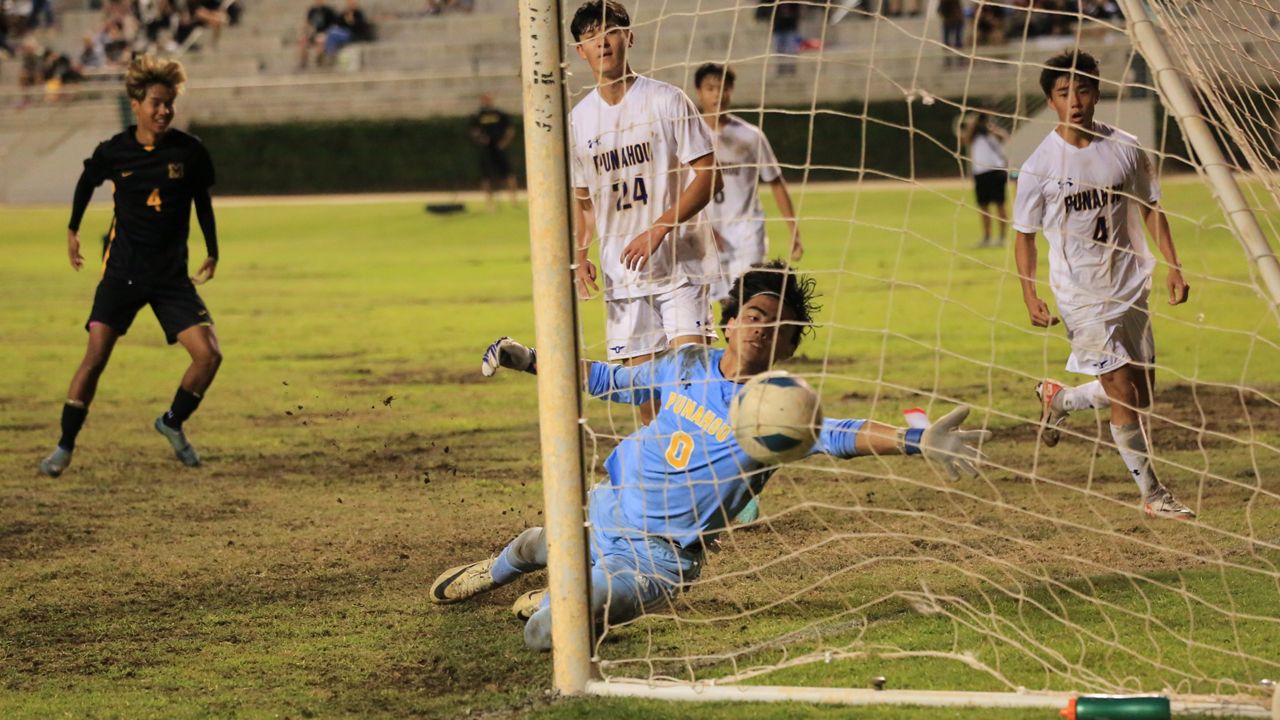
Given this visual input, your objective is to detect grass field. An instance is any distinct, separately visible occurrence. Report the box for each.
[2,180,1278,719]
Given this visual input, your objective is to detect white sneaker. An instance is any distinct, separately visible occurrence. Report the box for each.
[1144,490,1196,521]
[430,557,498,604]
[512,588,548,621]
[1035,379,1069,448]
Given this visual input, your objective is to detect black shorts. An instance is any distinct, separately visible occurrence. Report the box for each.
[974,170,1008,206]
[479,147,512,180]
[87,276,213,345]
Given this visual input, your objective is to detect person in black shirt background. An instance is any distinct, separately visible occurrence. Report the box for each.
[39,55,222,477]
[468,93,518,210]
[298,0,338,69]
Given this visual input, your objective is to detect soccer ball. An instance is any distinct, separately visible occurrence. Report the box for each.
[730,370,824,465]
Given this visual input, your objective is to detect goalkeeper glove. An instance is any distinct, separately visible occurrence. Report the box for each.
[902,405,991,479]
[481,336,537,377]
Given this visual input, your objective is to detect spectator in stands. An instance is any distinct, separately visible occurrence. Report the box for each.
[1082,0,1121,21]
[18,36,42,90]
[764,0,802,77]
[299,0,337,69]
[79,32,107,69]
[190,0,232,49]
[102,0,138,40]
[469,93,518,210]
[41,45,81,88]
[4,0,31,41]
[138,0,179,53]
[938,0,964,67]
[102,20,132,65]
[1,12,13,59]
[27,0,53,30]
[323,0,372,60]
[974,2,1006,45]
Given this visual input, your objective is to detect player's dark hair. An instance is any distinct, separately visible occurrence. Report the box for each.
[1039,50,1100,97]
[972,112,990,137]
[570,0,630,41]
[720,260,820,349]
[694,62,735,89]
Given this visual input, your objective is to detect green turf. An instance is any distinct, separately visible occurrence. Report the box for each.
[2,182,1277,719]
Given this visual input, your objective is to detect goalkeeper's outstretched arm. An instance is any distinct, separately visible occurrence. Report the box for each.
[820,406,991,479]
[479,336,656,405]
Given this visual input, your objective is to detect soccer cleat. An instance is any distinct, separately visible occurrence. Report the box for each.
[154,416,200,467]
[1035,379,1069,448]
[37,446,73,478]
[512,588,548,621]
[1144,490,1197,521]
[734,497,761,525]
[430,557,498,604]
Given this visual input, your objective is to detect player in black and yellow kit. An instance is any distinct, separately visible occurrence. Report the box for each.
[39,56,222,477]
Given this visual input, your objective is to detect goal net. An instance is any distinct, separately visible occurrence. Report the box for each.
[538,0,1280,713]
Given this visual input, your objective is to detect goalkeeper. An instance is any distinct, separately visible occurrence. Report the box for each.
[429,262,991,650]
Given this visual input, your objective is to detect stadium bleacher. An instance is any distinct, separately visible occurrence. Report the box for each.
[2,0,1271,203]
[3,0,1146,124]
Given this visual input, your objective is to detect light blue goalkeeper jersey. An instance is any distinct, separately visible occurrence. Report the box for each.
[586,345,866,549]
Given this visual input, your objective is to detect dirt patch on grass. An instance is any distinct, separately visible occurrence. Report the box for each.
[0,520,95,560]
[340,368,487,388]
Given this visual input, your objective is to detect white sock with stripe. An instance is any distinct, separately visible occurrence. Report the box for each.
[1056,381,1111,412]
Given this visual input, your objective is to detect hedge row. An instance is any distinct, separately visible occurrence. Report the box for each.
[192,95,1224,196]
[191,98,969,195]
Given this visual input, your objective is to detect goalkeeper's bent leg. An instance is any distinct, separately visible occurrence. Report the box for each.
[524,559,656,651]
[490,526,547,585]
[523,539,701,650]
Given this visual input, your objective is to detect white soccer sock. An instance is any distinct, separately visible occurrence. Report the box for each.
[1110,422,1164,501]
[1055,381,1111,412]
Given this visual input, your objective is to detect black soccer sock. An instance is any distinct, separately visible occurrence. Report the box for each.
[162,388,203,430]
[58,401,89,451]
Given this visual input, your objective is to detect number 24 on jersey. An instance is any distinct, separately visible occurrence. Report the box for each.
[612,177,648,211]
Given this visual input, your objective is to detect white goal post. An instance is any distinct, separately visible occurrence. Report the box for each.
[517,0,1280,715]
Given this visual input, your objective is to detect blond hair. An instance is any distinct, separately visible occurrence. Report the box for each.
[124,55,187,101]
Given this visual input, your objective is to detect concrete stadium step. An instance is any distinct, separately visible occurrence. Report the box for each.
[0,109,122,203]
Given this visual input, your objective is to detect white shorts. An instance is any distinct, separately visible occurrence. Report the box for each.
[1063,301,1155,376]
[710,253,764,302]
[606,284,717,361]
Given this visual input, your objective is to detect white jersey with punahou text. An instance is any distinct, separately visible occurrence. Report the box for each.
[703,114,783,269]
[1013,123,1158,323]
[571,75,717,301]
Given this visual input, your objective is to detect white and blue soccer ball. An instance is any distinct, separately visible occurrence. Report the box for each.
[730,370,824,465]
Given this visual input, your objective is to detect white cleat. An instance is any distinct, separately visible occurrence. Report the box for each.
[154,416,200,467]
[430,557,499,604]
[512,588,548,621]
[1144,490,1197,521]
[38,446,73,478]
[1035,379,1069,448]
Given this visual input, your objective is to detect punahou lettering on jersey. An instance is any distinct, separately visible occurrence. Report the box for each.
[703,114,782,269]
[1012,123,1158,321]
[587,345,865,548]
[82,128,215,281]
[570,76,718,300]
